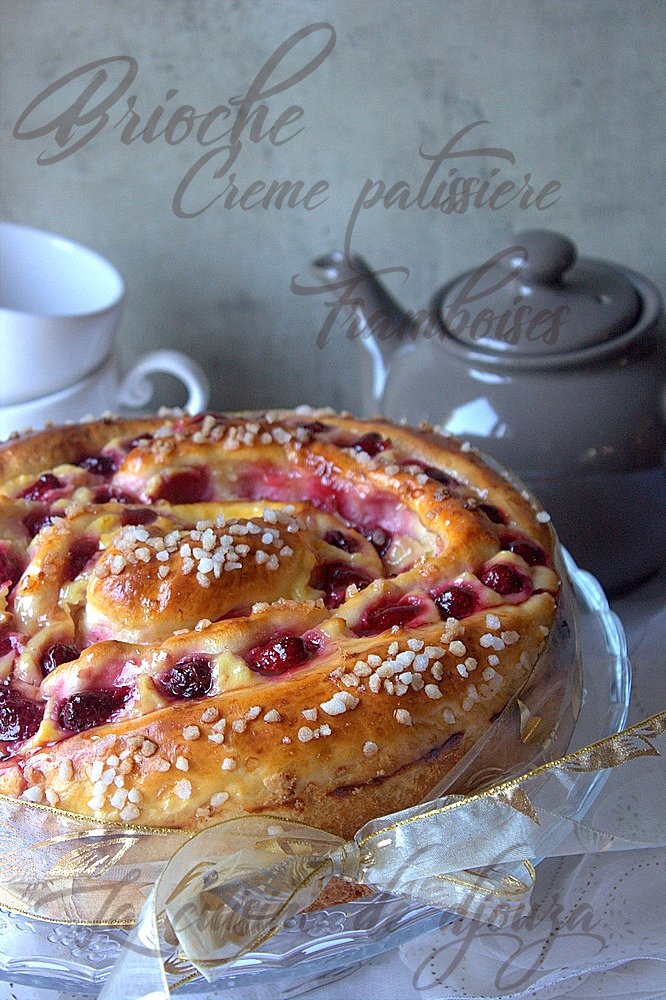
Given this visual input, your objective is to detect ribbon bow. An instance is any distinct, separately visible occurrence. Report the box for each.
[95,710,666,1000]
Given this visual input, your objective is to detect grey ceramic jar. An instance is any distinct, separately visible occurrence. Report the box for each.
[312,231,666,592]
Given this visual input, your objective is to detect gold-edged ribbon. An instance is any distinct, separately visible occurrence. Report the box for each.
[97,710,666,996]
[1,710,665,1000]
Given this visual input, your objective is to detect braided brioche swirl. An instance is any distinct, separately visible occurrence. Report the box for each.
[0,410,559,839]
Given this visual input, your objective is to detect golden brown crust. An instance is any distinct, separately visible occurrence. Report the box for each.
[0,417,167,483]
[303,877,374,910]
[0,409,560,843]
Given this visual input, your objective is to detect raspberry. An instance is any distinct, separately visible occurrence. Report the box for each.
[434,585,478,619]
[57,688,130,733]
[246,634,314,674]
[157,657,213,699]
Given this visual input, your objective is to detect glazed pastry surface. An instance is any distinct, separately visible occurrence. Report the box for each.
[0,410,559,839]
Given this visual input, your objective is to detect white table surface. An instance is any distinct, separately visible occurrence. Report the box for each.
[4,563,665,1000]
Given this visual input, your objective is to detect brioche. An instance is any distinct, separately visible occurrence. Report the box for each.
[0,410,559,842]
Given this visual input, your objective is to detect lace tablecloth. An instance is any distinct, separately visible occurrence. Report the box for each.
[7,564,666,1000]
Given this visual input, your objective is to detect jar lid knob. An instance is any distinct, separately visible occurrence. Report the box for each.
[503,230,577,284]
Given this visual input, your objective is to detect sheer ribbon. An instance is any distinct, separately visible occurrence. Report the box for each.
[2,711,662,998]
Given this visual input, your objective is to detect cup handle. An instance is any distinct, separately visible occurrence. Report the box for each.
[118,350,210,415]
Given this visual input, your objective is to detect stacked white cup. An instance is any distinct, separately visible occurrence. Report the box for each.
[0,222,209,440]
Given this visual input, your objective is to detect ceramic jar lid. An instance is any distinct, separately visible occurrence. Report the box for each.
[439,229,643,356]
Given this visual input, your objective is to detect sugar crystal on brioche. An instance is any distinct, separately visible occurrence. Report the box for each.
[0,410,559,841]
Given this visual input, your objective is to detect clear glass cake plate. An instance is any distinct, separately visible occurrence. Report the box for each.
[0,550,631,996]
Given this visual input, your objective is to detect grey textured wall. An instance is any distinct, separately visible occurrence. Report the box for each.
[2,0,664,414]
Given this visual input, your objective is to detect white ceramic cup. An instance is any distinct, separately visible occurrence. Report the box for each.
[0,350,210,441]
[0,221,125,404]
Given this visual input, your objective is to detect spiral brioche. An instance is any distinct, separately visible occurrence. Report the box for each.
[0,409,559,841]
